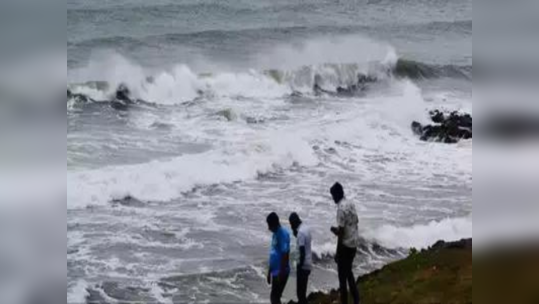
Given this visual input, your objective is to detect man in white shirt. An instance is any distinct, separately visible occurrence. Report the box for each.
[289,212,312,304]
[330,182,360,304]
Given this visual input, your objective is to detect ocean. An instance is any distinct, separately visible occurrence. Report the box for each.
[67,0,472,302]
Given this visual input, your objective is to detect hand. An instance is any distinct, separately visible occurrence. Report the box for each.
[331,226,339,236]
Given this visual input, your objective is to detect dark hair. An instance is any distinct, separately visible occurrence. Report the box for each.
[266,212,280,227]
[289,212,301,224]
[330,182,344,201]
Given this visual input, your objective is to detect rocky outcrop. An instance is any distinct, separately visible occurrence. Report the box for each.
[67,83,140,110]
[412,110,472,143]
[429,238,472,250]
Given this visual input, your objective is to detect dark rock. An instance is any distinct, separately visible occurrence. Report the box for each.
[430,238,472,250]
[115,84,131,103]
[411,121,423,136]
[110,84,143,110]
[111,195,145,208]
[325,147,337,154]
[412,110,472,143]
[431,240,447,250]
[430,110,446,124]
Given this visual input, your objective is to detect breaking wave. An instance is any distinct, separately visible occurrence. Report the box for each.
[364,216,472,249]
[67,132,318,209]
[67,58,470,108]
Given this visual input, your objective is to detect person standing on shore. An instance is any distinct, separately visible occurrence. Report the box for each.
[289,212,313,304]
[267,212,291,304]
[330,182,360,304]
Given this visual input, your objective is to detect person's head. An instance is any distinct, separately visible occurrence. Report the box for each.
[288,212,302,237]
[266,212,281,233]
[330,182,345,204]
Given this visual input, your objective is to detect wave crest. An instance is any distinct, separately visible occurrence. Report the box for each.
[68,57,469,108]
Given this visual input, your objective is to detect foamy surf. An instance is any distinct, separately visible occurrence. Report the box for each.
[364,216,472,249]
[67,131,317,209]
[67,4,472,300]
[67,280,90,304]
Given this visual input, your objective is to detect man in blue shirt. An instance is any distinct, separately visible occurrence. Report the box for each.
[266,212,291,304]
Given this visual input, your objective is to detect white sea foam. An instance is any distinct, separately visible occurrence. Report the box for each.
[67,36,399,105]
[365,216,472,249]
[256,36,397,72]
[67,131,317,209]
[67,74,472,210]
[149,282,173,304]
[67,280,89,304]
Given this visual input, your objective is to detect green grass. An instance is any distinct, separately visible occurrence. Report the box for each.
[297,239,539,304]
[302,241,472,304]
[357,247,472,304]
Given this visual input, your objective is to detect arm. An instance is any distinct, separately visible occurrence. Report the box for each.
[331,226,344,237]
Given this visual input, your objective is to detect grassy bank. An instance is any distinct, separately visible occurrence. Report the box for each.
[291,239,473,304]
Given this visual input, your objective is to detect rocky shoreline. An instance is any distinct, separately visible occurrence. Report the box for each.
[289,238,473,304]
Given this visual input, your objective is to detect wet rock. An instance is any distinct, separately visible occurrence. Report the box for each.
[412,110,472,143]
[325,147,337,154]
[111,195,145,208]
[115,84,131,103]
[110,84,143,110]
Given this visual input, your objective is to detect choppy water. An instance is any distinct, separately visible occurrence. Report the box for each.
[67,0,472,303]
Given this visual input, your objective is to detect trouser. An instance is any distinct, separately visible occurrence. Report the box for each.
[337,246,360,304]
[296,268,311,304]
[271,272,289,304]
